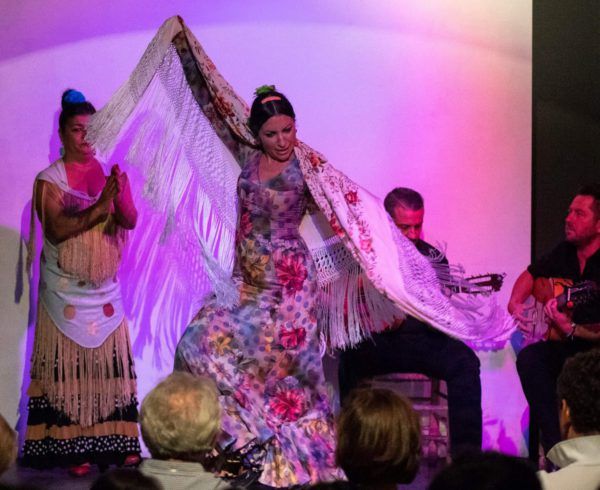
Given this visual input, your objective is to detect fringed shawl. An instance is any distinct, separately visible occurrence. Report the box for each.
[28,160,128,348]
[87,16,514,348]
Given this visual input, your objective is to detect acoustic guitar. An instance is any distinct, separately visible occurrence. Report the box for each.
[528,278,599,341]
[458,273,505,295]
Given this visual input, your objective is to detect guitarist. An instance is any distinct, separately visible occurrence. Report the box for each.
[509,183,600,462]
[338,187,483,457]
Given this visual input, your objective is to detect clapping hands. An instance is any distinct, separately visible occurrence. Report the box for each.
[96,164,132,218]
[111,164,130,195]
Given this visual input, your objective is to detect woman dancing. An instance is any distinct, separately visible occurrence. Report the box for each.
[23,90,140,475]
[174,87,340,487]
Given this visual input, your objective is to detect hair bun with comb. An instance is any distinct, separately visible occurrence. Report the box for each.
[248,86,295,137]
[254,85,276,97]
[61,89,86,108]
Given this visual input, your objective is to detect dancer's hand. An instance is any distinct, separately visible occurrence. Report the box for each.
[111,164,130,195]
[97,174,119,216]
[110,163,137,229]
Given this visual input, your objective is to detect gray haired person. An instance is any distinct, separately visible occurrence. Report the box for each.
[139,372,232,490]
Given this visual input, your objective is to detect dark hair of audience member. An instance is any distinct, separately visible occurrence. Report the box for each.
[557,349,600,434]
[427,451,541,490]
[0,484,42,490]
[336,388,421,488]
[384,187,424,216]
[90,468,163,490]
[305,481,354,489]
[0,413,17,476]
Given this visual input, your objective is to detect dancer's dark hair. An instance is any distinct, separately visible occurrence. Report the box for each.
[248,85,295,137]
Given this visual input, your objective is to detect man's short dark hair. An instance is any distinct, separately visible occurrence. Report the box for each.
[557,349,600,434]
[384,187,424,216]
[428,451,541,490]
[576,183,600,220]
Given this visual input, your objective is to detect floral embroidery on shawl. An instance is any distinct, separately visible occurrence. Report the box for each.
[87,16,515,349]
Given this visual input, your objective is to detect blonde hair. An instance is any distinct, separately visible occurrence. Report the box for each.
[336,388,421,487]
[0,413,17,475]
[140,372,221,460]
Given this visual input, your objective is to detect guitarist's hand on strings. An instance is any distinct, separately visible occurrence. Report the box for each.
[543,298,572,336]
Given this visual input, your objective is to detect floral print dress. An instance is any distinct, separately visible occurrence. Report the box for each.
[174,153,340,487]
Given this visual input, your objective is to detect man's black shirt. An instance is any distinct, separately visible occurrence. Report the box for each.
[527,241,600,324]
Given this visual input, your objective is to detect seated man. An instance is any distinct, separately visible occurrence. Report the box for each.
[537,350,600,490]
[510,183,600,461]
[139,371,232,490]
[338,187,482,457]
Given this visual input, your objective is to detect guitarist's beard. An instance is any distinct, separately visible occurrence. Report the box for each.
[565,226,600,248]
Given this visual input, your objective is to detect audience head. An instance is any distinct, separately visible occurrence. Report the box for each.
[384,187,425,242]
[306,482,354,490]
[140,372,221,462]
[91,468,163,490]
[427,451,541,490]
[0,413,17,476]
[565,183,600,246]
[557,349,600,438]
[336,388,421,488]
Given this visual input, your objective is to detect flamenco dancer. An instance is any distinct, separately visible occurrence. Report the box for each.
[174,86,342,485]
[22,90,140,475]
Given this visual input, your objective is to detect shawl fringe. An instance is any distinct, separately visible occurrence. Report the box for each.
[30,304,137,428]
[88,29,240,308]
[57,217,125,287]
[86,16,516,349]
[311,236,400,349]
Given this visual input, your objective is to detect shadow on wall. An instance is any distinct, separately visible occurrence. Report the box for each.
[105,121,213,370]
[1,220,36,450]
[9,108,65,446]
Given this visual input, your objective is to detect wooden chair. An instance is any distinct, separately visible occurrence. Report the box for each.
[371,373,450,462]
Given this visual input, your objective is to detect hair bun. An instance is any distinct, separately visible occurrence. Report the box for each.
[61,89,87,108]
[254,85,276,97]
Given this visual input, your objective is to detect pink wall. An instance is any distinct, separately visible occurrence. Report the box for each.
[0,1,531,455]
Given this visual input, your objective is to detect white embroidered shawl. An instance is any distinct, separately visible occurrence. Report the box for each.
[87,16,514,349]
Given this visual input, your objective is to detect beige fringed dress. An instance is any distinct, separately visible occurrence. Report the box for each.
[22,160,140,468]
